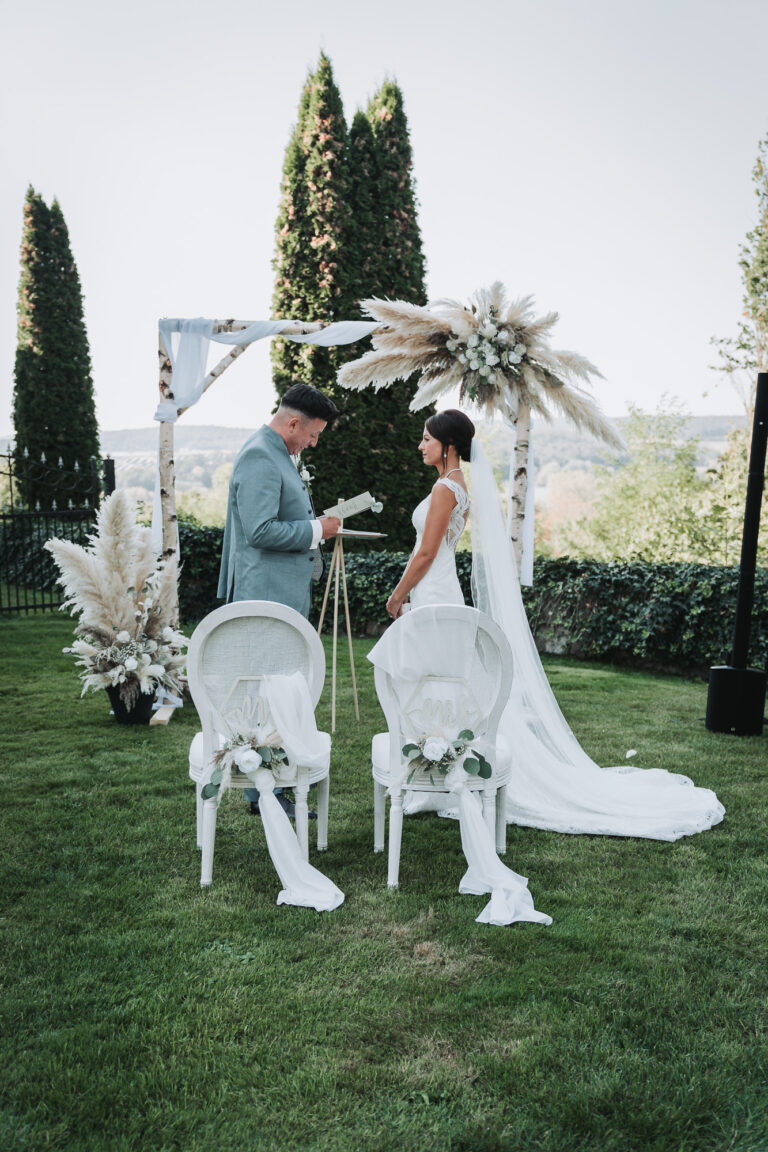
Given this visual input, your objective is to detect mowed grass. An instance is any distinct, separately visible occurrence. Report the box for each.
[1,612,766,1152]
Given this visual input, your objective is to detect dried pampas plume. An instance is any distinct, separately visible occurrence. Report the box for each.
[337,282,623,451]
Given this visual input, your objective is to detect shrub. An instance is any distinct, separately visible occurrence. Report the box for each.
[176,521,768,675]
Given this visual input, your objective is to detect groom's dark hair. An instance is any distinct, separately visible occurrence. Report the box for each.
[280,383,339,426]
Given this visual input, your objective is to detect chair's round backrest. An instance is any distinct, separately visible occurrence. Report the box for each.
[372,605,513,746]
[187,600,325,740]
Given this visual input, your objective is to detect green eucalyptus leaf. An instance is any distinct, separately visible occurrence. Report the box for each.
[402,743,419,755]
[201,782,219,800]
[464,757,480,775]
[256,746,272,763]
[457,729,474,740]
[210,768,223,785]
[478,761,492,779]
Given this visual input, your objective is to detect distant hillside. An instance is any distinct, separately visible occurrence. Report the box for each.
[94,414,746,465]
[1,416,747,523]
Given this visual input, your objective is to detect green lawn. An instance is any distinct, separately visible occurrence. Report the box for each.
[1,613,766,1152]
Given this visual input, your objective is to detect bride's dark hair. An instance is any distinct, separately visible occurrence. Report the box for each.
[425,409,475,462]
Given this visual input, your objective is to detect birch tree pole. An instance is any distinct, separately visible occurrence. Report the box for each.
[156,320,324,572]
[507,405,531,572]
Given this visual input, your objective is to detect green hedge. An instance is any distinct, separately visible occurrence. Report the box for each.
[177,523,768,675]
[524,558,768,675]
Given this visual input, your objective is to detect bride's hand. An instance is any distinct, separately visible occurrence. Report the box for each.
[386,593,404,619]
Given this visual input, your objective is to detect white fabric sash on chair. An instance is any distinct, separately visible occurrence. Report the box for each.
[444,764,552,927]
[243,673,343,912]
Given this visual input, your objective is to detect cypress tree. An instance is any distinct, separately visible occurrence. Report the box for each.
[13,187,99,508]
[367,80,427,306]
[335,79,433,549]
[271,54,352,399]
[270,64,432,548]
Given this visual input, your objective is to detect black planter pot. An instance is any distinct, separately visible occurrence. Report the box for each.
[106,685,155,725]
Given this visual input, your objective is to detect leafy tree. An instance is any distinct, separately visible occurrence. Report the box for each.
[707,132,768,567]
[711,132,768,407]
[12,187,99,508]
[556,404,710,563]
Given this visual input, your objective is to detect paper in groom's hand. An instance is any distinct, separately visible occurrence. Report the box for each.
[323,492,376,519]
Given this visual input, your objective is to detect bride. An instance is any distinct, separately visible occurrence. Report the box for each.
[383,409,725,841]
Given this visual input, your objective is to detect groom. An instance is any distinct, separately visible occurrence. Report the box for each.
[218,383,341,613]
[218,383,341,816]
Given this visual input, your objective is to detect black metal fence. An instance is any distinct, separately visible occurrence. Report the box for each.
[0,450,115,615]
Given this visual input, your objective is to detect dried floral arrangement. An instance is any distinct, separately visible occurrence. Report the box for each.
[45,490,187,712]
[338,282,623,449]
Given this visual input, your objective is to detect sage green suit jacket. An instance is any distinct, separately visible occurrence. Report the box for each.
[217,425,317,616]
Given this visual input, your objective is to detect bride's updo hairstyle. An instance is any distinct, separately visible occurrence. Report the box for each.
[425,409,475,462]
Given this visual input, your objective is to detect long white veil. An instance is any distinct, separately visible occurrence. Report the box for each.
[469,440,725,840]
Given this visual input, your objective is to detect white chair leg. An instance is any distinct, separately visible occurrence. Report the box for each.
[200,796,219,887]
[195,781,203,850]
[316,776,329,851]
[482,787,496,837]
[374,780,386,853]
[295,783,310,861]
[495,784,507,855]
[388,788,404,888]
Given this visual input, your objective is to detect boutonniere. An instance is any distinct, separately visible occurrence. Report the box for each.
[293,455,315,488]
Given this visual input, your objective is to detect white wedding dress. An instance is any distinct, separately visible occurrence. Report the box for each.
[409,477,469,610]
[404,448,725,842]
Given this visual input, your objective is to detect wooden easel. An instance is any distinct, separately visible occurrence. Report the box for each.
[317,522,358,733]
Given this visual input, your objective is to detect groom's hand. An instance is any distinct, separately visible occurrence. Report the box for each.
[320,516,341,539]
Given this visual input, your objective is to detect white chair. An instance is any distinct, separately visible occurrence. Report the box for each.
[187,600,330,887]
[370,605,514,889]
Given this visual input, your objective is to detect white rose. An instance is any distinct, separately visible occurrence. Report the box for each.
[469,360,480,371]
[446,338,458,351]
[479,365,491,377]
[457,352,467,364]
[479,323,497,339]
[371,501,383,513]
[235,747,263,771]
[486,351,500,366]
[116,631,130,643]
[422,737,450,762]
[124,656,138,671]
[496,329,509,344]
[300,467,311,482]
[514,342,526,356]
[467,333,479,347]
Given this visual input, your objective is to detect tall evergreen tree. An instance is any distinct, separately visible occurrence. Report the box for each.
[270,63,432,548]
[367,80,427,306]
[340,80,433,549]
[271,54,352,398]
[13,187,99,507]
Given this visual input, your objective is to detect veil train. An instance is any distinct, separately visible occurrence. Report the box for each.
[468,440,724,841]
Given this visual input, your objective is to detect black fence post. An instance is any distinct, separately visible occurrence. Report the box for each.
[103,457,116,497]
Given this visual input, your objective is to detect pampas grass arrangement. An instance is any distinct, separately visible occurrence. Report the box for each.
[338,282,623,449]
[45,490,187,712]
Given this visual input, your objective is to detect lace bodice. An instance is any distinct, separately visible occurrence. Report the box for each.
[412,476,470,552]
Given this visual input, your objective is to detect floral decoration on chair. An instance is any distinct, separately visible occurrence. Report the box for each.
[402,729,492,785]
[203,735,291,800]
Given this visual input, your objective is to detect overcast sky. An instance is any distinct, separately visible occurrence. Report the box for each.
[1,0,766,437]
